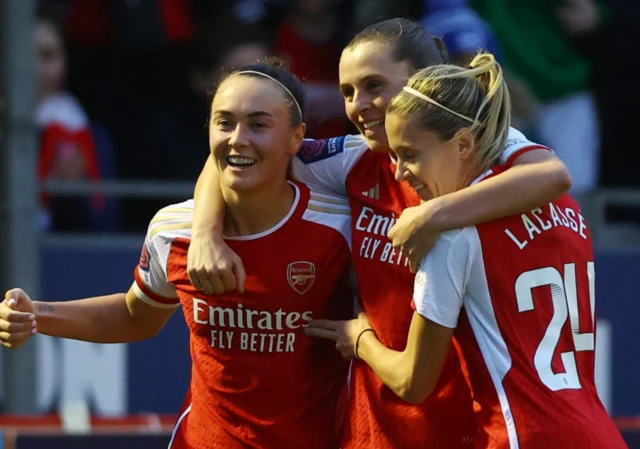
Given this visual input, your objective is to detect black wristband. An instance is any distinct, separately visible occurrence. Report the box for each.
[354,328,376,360]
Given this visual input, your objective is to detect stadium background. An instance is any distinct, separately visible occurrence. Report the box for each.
[1,0,639,447]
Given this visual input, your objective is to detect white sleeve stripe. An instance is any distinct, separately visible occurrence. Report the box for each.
[309,192,349,206]
[307,203,351,216]
[150,213,193,225]
[149,201,195,225]
[308,197,350,212]
[159,201,195,213]
[344,134,367,149]
[149,218,193,231]
[149,222,193,239]
[155,206,194,214]
[301,209,351,251]
[132,282,180,309]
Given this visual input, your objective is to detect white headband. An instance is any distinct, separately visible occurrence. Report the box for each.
[402,86,479,125]
[232,70,303,121]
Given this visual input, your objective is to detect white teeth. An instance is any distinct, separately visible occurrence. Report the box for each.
[363,119,384,129]
[227,156,256,167]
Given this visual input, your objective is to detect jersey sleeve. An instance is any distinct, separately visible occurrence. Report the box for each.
[131,205,192,309]
[291,134,369,196]
[412,229,478,328]
[499,127,552,166]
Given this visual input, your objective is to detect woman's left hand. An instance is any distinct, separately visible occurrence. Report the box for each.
[304,313,372,359]
[388,200,441,273]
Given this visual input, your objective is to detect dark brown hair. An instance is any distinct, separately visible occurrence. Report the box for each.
[345,18,450,71]
[216,59,306,127]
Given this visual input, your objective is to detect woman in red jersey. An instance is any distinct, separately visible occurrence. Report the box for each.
[310,52,628,449]
[0,63,354,449]
[186,19,573,449]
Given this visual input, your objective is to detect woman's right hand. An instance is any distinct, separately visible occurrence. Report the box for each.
[187,234,246,295]
[388,201,442,273]
[0,288,38,349]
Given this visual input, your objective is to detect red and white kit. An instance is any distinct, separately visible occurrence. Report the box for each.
[134,182,353,449]
[292,129,548,448]
[412,168,627,449]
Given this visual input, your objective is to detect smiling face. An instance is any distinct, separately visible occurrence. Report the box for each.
[386,112,477,200]
[209,75,305,194]
[338,41,413,153]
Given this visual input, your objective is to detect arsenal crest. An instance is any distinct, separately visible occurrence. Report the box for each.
[287,261,315,294]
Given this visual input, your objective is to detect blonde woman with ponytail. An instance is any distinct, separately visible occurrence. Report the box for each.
[307,52,628,449]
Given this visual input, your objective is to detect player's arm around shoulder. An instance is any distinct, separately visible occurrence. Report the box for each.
[189,155,246,295]
[508,147,572,201]
[291,134,368,196]
[388,137,572,267]
[499,128,573,209]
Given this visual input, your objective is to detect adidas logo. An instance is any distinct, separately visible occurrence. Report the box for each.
[362,183,380,200]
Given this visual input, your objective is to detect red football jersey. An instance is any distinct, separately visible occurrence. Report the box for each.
[412,169,627,448]
[133,183,353,449]
[292,129,548,448]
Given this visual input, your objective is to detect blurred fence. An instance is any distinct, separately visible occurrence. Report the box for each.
[40,180,640,248]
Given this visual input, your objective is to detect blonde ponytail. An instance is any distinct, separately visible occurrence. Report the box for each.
[387,51,511,173]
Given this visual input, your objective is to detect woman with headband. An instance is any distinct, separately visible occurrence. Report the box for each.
[309,52,628,449]
[0,62,354,449]
[186,18,572,449]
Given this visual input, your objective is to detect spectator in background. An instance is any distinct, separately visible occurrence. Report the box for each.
[561,0,640,231]
[573,0,640,190]
[63,0,196,182]
[223,0,286,29]
[421,0,537,133]
[138,22,269,182]
[61,0,200,232]
[125,18,272,230]
[422,0,501,66]
[275,0,354,138]
[472,0,602,198]
[35,13,104,232]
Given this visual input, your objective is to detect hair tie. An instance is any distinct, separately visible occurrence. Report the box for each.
[402,86,479,125]
[231,70,303,121]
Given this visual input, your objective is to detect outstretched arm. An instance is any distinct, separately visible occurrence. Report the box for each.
[189,155,246,294]
[0,287,176,347]
[389,150,572,270]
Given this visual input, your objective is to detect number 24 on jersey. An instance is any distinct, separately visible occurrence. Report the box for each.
[515,262,595,391]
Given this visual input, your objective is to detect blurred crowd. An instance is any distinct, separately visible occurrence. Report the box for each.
[31,0,640,233]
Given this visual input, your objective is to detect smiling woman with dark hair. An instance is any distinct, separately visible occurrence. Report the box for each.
[1,62,355,449]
